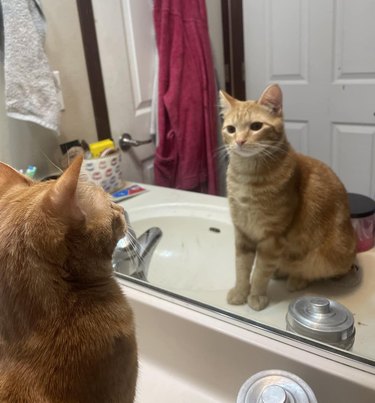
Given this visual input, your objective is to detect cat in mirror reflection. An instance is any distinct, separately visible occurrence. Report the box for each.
[220,84,356,311]
[0,156,137,402]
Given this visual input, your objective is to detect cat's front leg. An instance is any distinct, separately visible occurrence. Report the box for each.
[248,238,280,311]
[248,264,274,311]
[227,230,256,305]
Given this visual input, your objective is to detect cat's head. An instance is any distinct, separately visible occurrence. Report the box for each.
[219,84,286,158]
[0,156,127,282]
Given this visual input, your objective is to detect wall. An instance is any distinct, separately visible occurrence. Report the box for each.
[0,64,60,175]
[0,0,96,177]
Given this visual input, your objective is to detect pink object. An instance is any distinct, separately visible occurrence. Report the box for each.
[351,216,374,252]
[348,193,375,253]
[153,0,218,195]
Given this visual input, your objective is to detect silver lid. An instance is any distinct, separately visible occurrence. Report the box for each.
[286,296,355,350]
[236,370,317,403]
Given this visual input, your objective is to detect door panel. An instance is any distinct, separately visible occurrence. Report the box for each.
[267,0,308,83]
[244,0,375,196]
[332,124,375,196]
[92,0,156,184]
[284,121,308,154]
[122,0,155,112]
[333,0,375,81]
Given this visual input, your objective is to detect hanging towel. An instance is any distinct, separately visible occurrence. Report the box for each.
[0,0,60,132]
[153,0,218,195]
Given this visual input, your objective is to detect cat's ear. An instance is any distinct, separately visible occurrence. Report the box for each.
[0,162,32,195]
[46,155,85,223]
[258,84,283,115]
[219,90,236,115]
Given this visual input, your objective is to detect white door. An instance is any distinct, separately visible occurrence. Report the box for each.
[244,0,375,197]
[92,0,156,184]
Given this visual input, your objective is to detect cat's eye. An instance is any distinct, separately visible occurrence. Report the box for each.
[226,125,236,134]
[250,122,263,131]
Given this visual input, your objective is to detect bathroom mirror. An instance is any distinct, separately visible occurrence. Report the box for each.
[80,0,375,369]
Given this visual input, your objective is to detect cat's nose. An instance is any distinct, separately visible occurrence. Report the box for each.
[236,139,246,146]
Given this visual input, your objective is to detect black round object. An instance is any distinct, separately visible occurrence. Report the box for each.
[41,174,61,181]
[348,193,375,218]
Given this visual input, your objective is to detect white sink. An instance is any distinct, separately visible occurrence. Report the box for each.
[128,203,235,291]
[119,184,375,402]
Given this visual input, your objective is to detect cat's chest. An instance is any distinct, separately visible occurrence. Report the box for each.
[229,191,271,240]
[227,166,296,240]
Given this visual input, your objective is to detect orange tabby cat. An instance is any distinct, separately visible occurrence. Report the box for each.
[220,84,356,311]
[0,156,137,402]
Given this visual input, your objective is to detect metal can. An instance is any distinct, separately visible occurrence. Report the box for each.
[236,369,317,403]
[286,296,355,350]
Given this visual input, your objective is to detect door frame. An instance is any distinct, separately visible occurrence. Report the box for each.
[221,0,246,100]
[76,0,111,140]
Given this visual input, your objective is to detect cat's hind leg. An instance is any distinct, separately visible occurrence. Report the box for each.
[284,256,311,291]
[285,247,355,292]
[286,276,309,291]
[272,268,288,280]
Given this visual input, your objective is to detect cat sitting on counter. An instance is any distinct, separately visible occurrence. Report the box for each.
[0,156,137,402]
[220,84,356,311]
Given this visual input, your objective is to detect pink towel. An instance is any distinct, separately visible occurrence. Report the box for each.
[153,0,218,195]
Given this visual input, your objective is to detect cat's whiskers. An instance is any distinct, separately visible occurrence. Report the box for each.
[257,144,278,157]
[257,141,287,162]
[215,145,230,166]
[124,229,144,268]
[256,151,276,166]
[40,149,64,175]
[249,143,280,167]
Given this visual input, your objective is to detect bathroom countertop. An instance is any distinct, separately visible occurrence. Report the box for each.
[117,183,375,365]
[118,183,228,210]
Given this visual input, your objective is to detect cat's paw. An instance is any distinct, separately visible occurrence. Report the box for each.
[287,276,308,292]
[227,287,249,305]
[248,295,269,311]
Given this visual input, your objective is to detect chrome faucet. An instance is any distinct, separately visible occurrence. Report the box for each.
[112,211,162,281]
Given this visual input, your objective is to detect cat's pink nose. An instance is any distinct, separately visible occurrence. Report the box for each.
[236,139,246,146]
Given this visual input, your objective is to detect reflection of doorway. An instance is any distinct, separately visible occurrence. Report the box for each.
[77,0,244,189]
[76,0,110,140]
[77,1,246,136]
[78,0,156,184]
[221,0,246,100]
[244,0,375,197]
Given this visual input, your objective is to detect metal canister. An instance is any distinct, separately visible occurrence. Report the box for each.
[236,369,317,403]
[286,296,355,350]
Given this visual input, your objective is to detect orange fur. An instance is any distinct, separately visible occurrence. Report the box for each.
[220,85,356,311]
[0,156,137,402]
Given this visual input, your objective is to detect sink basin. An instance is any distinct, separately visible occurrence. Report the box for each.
[128,203,235,291]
